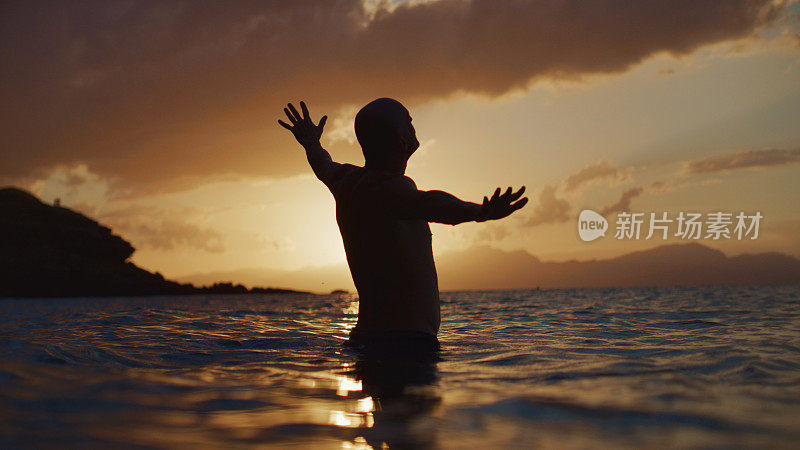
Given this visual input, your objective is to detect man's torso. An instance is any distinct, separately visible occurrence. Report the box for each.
[327,164,440,336]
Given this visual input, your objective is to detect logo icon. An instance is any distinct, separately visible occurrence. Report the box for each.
[578,209,608,242]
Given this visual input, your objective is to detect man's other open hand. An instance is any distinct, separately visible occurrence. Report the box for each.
[476,186,528,222]
[278,101,327,149]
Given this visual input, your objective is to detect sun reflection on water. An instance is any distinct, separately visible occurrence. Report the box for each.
[328,409,368,428]
[336,375,363,397]
[341,299,359,316]
[355,396,374,413]
[341,436,374,449]
[332,299,359,340]
[327,377,376,429]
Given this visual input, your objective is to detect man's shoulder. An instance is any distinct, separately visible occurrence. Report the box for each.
[323,163,361,190]
[399,175,417,188]
[332,163,362,178]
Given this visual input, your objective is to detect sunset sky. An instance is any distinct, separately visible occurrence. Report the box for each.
[2,0,799,291]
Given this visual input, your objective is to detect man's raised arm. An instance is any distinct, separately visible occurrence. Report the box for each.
[384,178,528,225]
[278,101,341,184]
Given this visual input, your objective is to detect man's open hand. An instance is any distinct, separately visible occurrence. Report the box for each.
[476,186,528,222]
[278,101,327,149]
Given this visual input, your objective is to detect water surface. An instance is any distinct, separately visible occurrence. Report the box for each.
[1,285,799,448]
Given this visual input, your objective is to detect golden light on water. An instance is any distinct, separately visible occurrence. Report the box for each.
[341,436,373,449]
[326,372,377,431]
[332,299,359,339]
[335,376,362,397]
[327,409,375,429]
[328,410,360,428]
[326,392,376,429]
[355,396,375,413]
[342,300,359,316]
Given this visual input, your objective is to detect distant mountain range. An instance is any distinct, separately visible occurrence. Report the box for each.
[434,244,800,290]
[3,186,797,297]
[182,237,800,292]
[0,187,306,297]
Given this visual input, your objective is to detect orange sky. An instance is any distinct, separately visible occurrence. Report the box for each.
[2,0,799,291]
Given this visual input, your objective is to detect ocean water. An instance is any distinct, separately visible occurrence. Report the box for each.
[1,285,799,449]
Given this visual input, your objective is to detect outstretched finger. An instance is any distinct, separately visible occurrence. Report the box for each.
[284,108,298,124]
[510,186,526,202]
[512,197,529,210]
[318,115,328,131]
[287,103,302,122]
[491,187,501,201]
[500,186,513,202]
[278,119,293,131]
[300,101,310,120]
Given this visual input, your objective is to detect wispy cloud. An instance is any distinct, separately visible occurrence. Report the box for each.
[101,206,225,253]
[523,185,571,227]
[563,160,626,192]
[114,219,224,253]
[28,164,112,215]
[600,186,646,216]
[685,148,800,174]
[474,223,510,243]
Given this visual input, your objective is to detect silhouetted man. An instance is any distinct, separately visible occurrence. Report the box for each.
[279,99,527,349]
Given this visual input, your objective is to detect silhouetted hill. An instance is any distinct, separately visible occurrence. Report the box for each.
[0,187,306,298]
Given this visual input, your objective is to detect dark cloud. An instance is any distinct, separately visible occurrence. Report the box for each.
[523,185,571,227]
[685,148,800,174]
[0,0,783,190]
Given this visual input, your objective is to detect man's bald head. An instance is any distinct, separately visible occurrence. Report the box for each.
[355,98,419,170]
